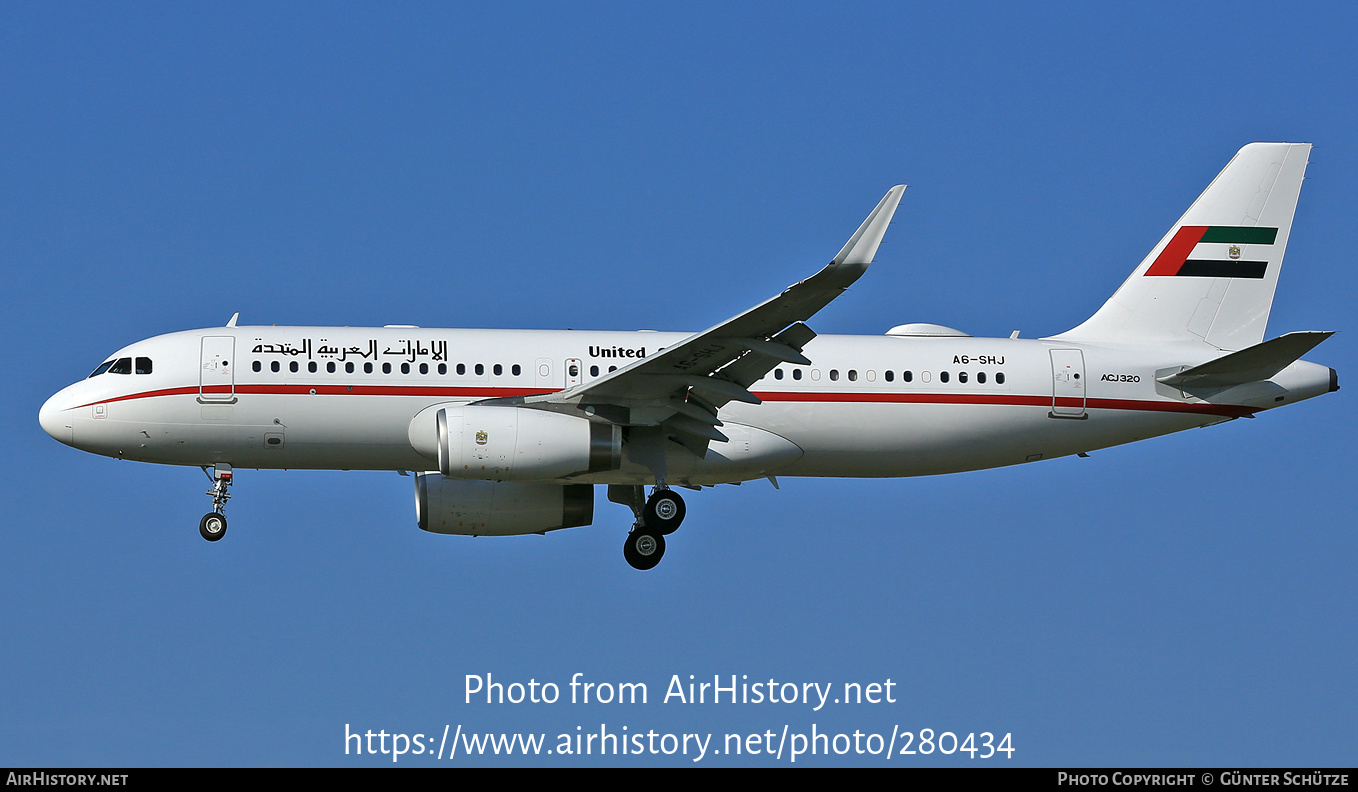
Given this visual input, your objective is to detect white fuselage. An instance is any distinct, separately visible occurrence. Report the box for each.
[39,325,1335,486]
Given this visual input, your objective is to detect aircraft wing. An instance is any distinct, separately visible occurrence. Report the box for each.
[514,185,906,455]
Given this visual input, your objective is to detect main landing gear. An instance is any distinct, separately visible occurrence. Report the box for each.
[644,488,685,535]
[199,464,233,542]
[623,530,665,571]
[618,485,686,571]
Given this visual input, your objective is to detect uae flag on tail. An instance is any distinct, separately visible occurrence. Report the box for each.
[1145,225,1278,279]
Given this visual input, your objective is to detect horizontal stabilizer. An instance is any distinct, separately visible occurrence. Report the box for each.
[1158,331,1333,388]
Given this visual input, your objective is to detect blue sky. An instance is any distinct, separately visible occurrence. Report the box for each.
[2,2,1355,766]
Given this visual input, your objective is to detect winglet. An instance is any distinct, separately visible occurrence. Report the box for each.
[226,312,239,327]
[831,185,907,267]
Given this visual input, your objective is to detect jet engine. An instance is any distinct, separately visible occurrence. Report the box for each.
[414,474,594,536]
[409,404,622,481]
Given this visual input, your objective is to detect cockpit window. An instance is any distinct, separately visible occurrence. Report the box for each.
[135,357,153,375]
[88,360,116,378]
[108,357,133,375]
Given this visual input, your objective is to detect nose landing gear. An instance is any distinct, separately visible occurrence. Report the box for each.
[199,464,233,542]
[199,512,227,542]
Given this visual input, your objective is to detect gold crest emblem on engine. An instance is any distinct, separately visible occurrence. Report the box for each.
[475,430,488,445]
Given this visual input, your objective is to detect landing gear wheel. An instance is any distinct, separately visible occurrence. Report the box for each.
[199,512,227,542]
[623,529,665,570]
[644,489,686,535]
[200,465,234,542]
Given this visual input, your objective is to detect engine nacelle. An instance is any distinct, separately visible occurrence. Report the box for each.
[414,474,594,536]
[410,404,621,481]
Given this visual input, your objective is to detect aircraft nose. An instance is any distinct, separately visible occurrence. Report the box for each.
[39,391,75,446]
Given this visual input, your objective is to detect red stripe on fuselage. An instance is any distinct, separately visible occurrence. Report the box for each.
[72,383,1258,418]
[754,390,1254,417]
[75,384,557,408]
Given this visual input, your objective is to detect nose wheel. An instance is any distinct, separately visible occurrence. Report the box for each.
[200,464,233,543]
[199,512,227,542]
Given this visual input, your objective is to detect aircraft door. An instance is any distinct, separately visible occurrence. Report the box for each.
[200,336,236,402]
[565,358,582,389]
[1049,349,1086,418]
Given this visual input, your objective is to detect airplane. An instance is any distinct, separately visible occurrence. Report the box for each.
[39,142,1338,570]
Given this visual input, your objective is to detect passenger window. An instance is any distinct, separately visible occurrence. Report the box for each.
[475,364,484,376]
[996,372,1006,385]
[420,363,429,375]
[940,371,950,383]
[309,362,318,373]
[885,370,894,382]
[135,357,153,374]
[290,361,299,373]
[272,361,281,373]
[327,362,336,373]
[345,362,354,374]
[512,364,521,376]
[793,369,802,381]
[903,370,913,382]
[830,370,839,381]
[401,363,410,374]
[977,372,986,384]
[457,363,466,375]
[590,365,599,377]
[774,369,784,380]
[609,366,617,372]
[382,362,391,374]
[438,363,447,375]
[848,370,858,382]
[959,371,968,383]
[252,361,262,372]
[494,364,503,376]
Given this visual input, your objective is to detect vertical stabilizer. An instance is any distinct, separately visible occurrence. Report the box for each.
[1057,143,1310,350]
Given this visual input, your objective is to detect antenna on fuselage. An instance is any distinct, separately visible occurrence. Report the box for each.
[226,312,239,327]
